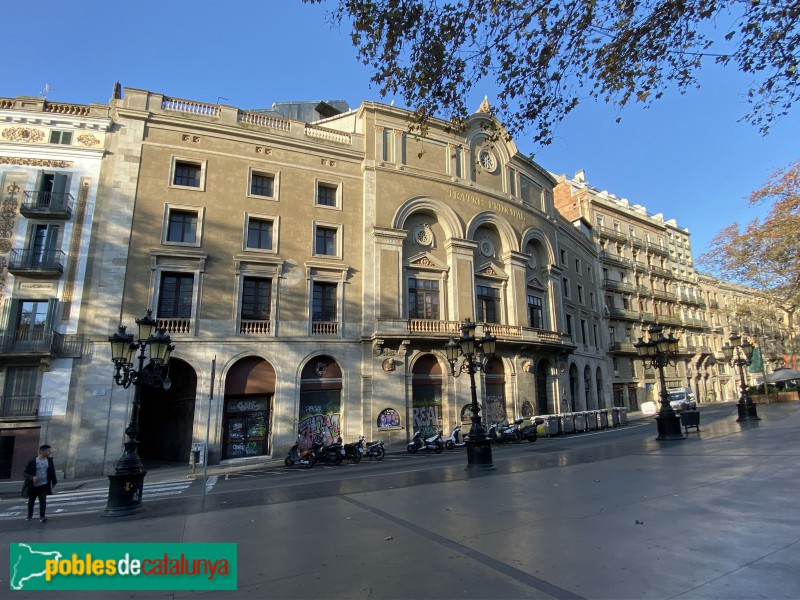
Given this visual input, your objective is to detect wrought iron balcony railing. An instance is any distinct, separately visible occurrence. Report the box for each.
[8,249,65,275]
[20,191,73,219]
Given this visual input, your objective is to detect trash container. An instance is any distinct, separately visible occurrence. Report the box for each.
[536,415,559,436]
[585,411,597,430]
[597,409,609,429]
[680,410,700,432]
[619,407,629,425]
[560,413,575,434]
[573,411,587,432]
[609,407,620,427]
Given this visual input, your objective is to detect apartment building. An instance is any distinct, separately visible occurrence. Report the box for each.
[0,96,111,478]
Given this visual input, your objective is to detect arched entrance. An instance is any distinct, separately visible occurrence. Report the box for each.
[536,360,550,415]
[411,354,443,438]
[568,364,579,412]
[484,357,507,424]
[298,355,342,449]
[222,357,275,459]
[139,358,196,463]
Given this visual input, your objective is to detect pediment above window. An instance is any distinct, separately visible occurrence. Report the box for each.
[475,262,507,280]
[526,275,547,291]
[405,252,448,272]
[150,249,207,271]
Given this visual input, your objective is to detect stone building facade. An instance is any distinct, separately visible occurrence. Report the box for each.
[0,96,111,478]
[0,88,790,478]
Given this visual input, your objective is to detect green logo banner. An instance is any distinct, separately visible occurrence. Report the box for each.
[10,543,237,591]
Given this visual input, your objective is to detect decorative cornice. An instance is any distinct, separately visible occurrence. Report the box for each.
[0,156,73,168]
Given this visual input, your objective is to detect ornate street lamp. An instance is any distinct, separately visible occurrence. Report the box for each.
[634,323,685,441]
[105,309,175,516]
[445,318,497,470]
[722,333,760,422]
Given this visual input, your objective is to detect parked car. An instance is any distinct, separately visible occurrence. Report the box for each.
[667,387,697,411]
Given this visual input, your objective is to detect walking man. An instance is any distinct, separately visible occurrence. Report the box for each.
[23,444,57,523]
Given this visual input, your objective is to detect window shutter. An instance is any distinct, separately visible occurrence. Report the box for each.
[52,173,68,196]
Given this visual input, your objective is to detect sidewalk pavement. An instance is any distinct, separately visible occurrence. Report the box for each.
[0,409,651,499]
[4,402,799,599]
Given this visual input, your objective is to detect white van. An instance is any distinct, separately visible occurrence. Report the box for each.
[666,387,696,411]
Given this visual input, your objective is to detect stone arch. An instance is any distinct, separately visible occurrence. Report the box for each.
[393,196,464,241]
[221,356,276,459]
[466,211,519,254]
[521,228,556,267]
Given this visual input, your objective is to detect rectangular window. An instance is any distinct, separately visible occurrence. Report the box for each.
[575,258,581,273]
[315,226,337,256]
[167,210,198,243]
[246,218,273,250]
[590,292,596,310]
[562,277,570,299]
[173,161,202,187]
[593,324,600,349]
[476,285,500,323]
[578,285,585,305]
[581,319,588,344]
[241,277,272,321]
[566,314,574,339]
[316,182,338,207]
[527,294,543,329]
[408,279,440,319]
[158,273,194,318]
[49,131,72,145]
[560,249,567,265]
[250,173,275,198]
[16,301,49,342]
[312,281,337,322]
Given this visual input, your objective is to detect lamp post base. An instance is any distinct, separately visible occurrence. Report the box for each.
[103,471,147,517]
[655,414,686,441]
[736,402,760,422]
[465,439,495,471]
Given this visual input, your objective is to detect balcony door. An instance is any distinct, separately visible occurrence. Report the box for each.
[30,224,60,268]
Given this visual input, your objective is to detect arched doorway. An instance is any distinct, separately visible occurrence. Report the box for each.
[411,354,443,438]
[584,366,593,410]
[139,358,196,464]
[536,360,550,415]
[222,357,275,459]
[298,355,342,449]
[484,357,507,424]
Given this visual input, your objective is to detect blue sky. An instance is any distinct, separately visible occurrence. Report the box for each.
[5,1,796,256]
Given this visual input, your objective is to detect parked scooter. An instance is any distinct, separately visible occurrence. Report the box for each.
[518,417,540,442]
[495,419,524,443]
[310,435,344,465]
[341,435,363,463]
[407,430,444,454]
[285,437,315,468]
[362,438,386,461]
[443,425,466,449]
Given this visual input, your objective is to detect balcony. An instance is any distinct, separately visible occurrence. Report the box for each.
[8,249,65,277]
[240,319,271,335]
[637,285,652,297]
[599,251,631,269]
[20,191,73,220]
[607,308,641,321]
[682,317,707,329]
[597,225,628,243]
[652,289,677,302]
[312,320,339,335]
[650,265,673,279]
[632,260,648,272]
[646,242,670,257]
[372,319,574,350]
[609,342,637,353]
[602,279,635,294]
[156,317,192,334]
[639,311,655,322]
[658,315,682,326]
[0,395,46,420]
[0,331,84,358]
[630,236,644,249]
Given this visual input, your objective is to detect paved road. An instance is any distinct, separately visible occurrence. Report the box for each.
[1,402,798,599]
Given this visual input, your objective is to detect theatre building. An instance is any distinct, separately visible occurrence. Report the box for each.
[49,88,610,475]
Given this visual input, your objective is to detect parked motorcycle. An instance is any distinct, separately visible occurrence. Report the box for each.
[495,419,524,443]
[362,438,386,461]
[443,425,466,449]
[517,417,540,442]
[310,435,344,465]
[407,430,444,454]
[341,435,363,464]
[284,438,315,468]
